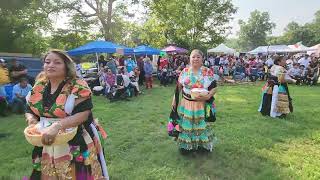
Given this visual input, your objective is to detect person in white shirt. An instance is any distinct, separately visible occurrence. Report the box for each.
[287,63,302,85]
[265,56,274,68]
[298,54,311,69]
[286,56,294,69]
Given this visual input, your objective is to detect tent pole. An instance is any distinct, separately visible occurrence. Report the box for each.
[96,52,99,72]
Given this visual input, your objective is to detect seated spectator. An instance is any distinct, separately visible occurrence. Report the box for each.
[299,65,306,84]
[129,67,141,95]
[118,67,137,97]
[0,59,10,97]
[233,65,246,81]
[306,63,319,86]
[104,68,116,96]
[11,78,32,114]
[160,65,169,86]
[288,63,303,85]
[249,66,258,82]
[109,69,127,101]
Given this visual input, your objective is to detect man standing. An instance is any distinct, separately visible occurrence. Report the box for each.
[11,78,32,114]
[107,56,118,74]
[138,56,146,86]
[124,55,137,73]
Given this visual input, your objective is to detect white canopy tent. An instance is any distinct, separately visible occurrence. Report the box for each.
[207,43,236,54]
[307,44,320,57]
[248,45,292,54]
[288,42,317,53]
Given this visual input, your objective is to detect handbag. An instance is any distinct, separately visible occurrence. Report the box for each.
[168,84,180,137]
[205,80,217,122]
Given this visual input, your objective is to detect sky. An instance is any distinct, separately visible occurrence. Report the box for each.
[229,0,320,37]
[53,0,320,38]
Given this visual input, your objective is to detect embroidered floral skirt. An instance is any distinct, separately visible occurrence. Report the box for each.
[177,98,217,151]
[30,124,107,180]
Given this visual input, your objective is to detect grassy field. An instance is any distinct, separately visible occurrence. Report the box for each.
[0,81,320,180]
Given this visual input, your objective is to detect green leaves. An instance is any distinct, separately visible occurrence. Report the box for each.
[238,10,275,51]
[147,0,236,50]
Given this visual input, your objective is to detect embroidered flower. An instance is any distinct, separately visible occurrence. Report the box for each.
[56,94,67,106]
[53,108,66,118]
[76,79,89,87]
[29,92,42,105]
[71,87,79,94]
[78,89,91,98]
[33,85,44,93]
[185,78,190,85]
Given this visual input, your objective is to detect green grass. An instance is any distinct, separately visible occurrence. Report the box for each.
[0,82,320,180]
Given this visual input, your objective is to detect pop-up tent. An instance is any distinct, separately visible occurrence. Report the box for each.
[207,43,236,54]
[162,45,188,53]
[68,40,121,56]
[248,45,292,54]
[288,42,317,52]
[134,45,162,55]
[308,44,320,57]
[67,40,133,70]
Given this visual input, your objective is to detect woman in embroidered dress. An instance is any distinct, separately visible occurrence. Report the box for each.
[25,50,108,179]
[171,49,217,154]
[259,56,293,118]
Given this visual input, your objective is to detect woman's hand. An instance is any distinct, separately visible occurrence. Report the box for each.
[25,113,38,126]
[41,122,61,146]
[194,93,211,101]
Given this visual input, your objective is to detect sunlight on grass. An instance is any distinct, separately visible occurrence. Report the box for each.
[0,82,319,179]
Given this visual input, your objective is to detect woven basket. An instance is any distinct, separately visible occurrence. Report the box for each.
[190,88,208,99]
[24,126,78,147]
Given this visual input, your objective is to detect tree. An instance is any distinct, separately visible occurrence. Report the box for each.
[0,0,53,55]
[238,10,275,51]
[146,0,236,50]
[57,0,139,41]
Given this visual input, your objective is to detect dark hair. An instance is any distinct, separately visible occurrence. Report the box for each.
[19,77,28,83]
[274,56,284,65]
[37,49,76,82]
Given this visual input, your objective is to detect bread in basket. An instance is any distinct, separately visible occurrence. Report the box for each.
[24,123,77,147]
[190,88,209,99]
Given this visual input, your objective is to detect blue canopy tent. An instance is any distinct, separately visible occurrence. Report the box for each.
[67,40,120,56]
[117,45,134,55]
[134,45,162,56]
[67,40,134,70]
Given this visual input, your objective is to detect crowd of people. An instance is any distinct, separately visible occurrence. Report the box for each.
[203,53,320,85]
[0,59,33,116]
[0,47,318,178]
[84,54,190,101]
[86,55,154,102]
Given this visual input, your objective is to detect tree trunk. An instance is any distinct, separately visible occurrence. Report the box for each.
[104,0,114,41]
